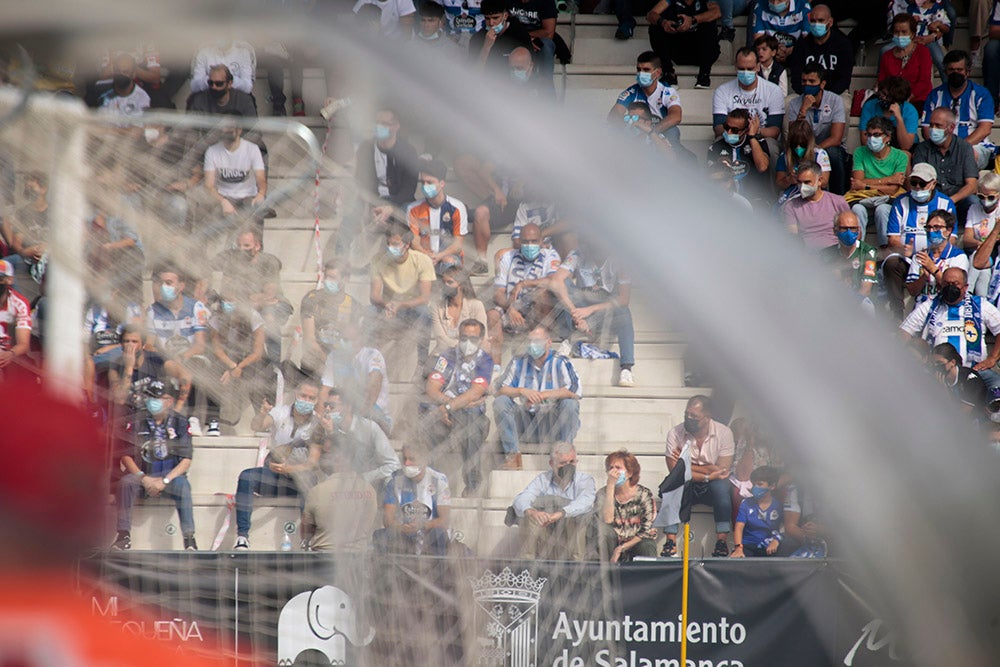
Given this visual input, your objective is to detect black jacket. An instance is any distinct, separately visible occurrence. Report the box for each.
[355,137,419,207]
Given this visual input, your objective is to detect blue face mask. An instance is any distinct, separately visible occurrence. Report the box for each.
[769,1,787,12]
[793,145,806,158]
[809,22,828,38]
[624,114,640,126]
[527,341,546,359]
[737,69,757,86]
[867,135,885,153]
[221,301,235,314]
[927,230,946,246]
[929,127,948,145]
[492,21,505,34]
[893,35,912,49]
[159,284,177,302]
[615,470,627,487]
[422,182,439,199]
[510,68,529,83]
[387,245,405,259]
[912,189,932,203]
[636,71,654,87]
[145,398,164,414]
[802,84,821,96]
[751,486,770,500]
[374,124,391,141]
[330,411,344,426]
[323,279,340,294]
[723,132,741,146]
[294,399,315,415]
[837,229,859,246]
[520,243,541,261]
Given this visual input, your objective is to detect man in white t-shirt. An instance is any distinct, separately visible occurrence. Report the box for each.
[202,114,267,237]
[99,53,151,118]
[190,40,256,95]
[319,322,393,436]
[354,0,417,39]
[712,47,785,162]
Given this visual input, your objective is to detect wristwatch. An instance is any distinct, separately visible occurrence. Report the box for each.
[163,476,172,485]
[444,403,452,412]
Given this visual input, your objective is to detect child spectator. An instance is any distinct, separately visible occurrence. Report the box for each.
[730,465,783,558]
[753,34,787,96]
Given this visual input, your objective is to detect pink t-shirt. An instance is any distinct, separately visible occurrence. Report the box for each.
[783,192,850,249]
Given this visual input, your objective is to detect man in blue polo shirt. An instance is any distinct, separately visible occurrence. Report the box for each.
[922,50,995,170]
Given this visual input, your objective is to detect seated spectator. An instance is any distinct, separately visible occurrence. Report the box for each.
[712,48,784,164]
[879,13,933,109]
[607,52,684,147]
[506,0,558,95]
[716,0,752,43]
[2,171,49,305]
[777,477,828,556]
[913,106,980,223]
[354,0,417,39]
[87,206,144,291]
[488,222,562,341]
[99,53,150,118]
[443,0,484,43]
[786,63,847,194]
[899,0,951,79]
[208,293,267,429]
[970,176,1000,300]
[729,465,783,558]
[929,341,989,414]
[751,0,810,62]
[984,1,1000,109]
[785,3,854,95]
[822,211,879,308]
[923,50,995,171]
[431,265,489,358]
[904,209,969,306]
[661,395,734,558]
[414,1,466,58]
[108,324,191,415]
[707,108,772,211]
[95,43,174,110]
[644,0,721,89]
[618,102,684,157]
[237,377,325,550]
[185,64,258,117]
[549,239,636,387]
[508,46,547,94]
[775,119,831,193]
[423,318,494,496]
[320,321,392,435]
[300,261,358,375]
[369,222,434,373]
[0,259,31,380]
[374,442,451,556]
[512,441,596,560]
[317,388,401,492]
[470,0,534,71]
[111,380,196,551]
[753,34,787,96]
[728,417,784,502]
[859,76,918,152]
[596,449,657,563]
[494,325,581,471]
[300,437,379,552]
[899,267,1000,373]
[201,113,269,239]
[407,157,469,272]
[783,160,849,250]
[454,153,523,275]
[848,116,910,247]
[189,39,256,95]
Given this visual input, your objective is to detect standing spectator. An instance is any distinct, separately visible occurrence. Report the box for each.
[785,3,854,95]
[966,174,1000,297]
[407,157,469,272]
[202,114,268,239]
[319,321,393,435]
[712,48,785,163]
[644,0,722,89]
[431,266,489,358]
[822,211,879,304]
[848,116,911,247]
[608,52,684,146]
[423,319,494,496]
[354,0,417,39]
[878,14,933,109]
[494,325,582,470]
[0,259,30,378]
[99,53,151,118]
[189,39,257,95]
[904,209,969,306]
[729,466,783,558]
[299,261,358,375]
[754,34,787,96]
[374,442,451,556]
[661,395,735,558]
[785,63,847,194]
[706,108,772,211]
[111,380,196,551]
[783,160,849,250]
[506,0,558,94]
[922,50,996,171]
[912,106,980,224]
[300,437,379,553]
[470,0,534,71]
[859,76,918,152]
[596,449,658,563]
[186,64,258,117]
[752,0,812,62]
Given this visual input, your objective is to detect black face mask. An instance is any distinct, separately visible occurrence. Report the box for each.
[555,463,576,481]
[877,95,891,109]
[113,74,132,89]
[209,86,227,100]
[947,72,967,90]
[222,131,238,143]
[442,284,459,298]
[684,417,702,434]
[941,284,963,304]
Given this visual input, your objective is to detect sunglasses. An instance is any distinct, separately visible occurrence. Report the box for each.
[909,179,930,188]
[722,124,745,133]
[208,79,228,88]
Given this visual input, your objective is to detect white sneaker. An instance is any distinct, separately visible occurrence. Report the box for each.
[557,339,573,357]
[187,416,203,437]
[618,368,635,387]
[234,536,250,550]
[206,419,221,436]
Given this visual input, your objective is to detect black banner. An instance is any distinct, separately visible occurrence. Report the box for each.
[82,555,904,666]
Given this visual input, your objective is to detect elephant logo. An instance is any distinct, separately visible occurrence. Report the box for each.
[277,585,375,666]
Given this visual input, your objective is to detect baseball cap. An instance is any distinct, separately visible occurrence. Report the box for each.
[143,380,166,398]
[910,163,937,183]
[0,259,13,277]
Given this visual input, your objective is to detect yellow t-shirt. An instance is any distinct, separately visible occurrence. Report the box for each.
[372,250,436,301]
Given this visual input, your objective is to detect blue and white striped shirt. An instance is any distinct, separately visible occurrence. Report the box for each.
[752,0,812,48]
[922,82,995,139]
[886,191,957,250]
[499,350,582,398]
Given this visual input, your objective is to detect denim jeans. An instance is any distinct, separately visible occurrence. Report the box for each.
[370,303,432,368]
[852,202,892,247]
[716,0,751,29]
[535,37,557,95]
[117,472,195,536]
[493,395,580,454]
[425,408,490,491]
[235,465,300,536]
[664,479,733,534]
[555,287,636,367]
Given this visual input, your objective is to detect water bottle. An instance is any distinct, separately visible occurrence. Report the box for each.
[281,532,293,552]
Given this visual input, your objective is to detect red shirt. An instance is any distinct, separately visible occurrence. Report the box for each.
[878,44,933,107]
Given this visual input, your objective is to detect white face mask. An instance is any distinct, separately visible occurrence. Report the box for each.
[144,128,160,143]
[459,339,479,357]
[799,183,818,199]
[403,465,422,479]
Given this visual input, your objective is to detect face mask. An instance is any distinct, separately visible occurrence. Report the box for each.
[418,29,441,41]
[802,84,821,97]
[737,70,757,86]
[144,128,160,143]
[929,128,948,145]
[799,183,818,199]
[492,21,505,34]
[615,471,627,487]
[520,243,541,261]
[684,417,701,434]
[723,132,741,146]
[403,465,422,479]
[221,301,235,314]
[927,230,946,247]
[636,71,654,87]
[912,189,932,203]
[751,486,770,499]
[113,74,132,89]
[442,284,459,298]
[877,95,892,110]
[809,22,828,38]
[793,145,806,158]
[323,280,340,294]
[294,399,315,415]
[769,1,787,12]
[209,87,227,100]
[330,411,344,427]
[941,284,963,304]
[527,341,546,359]
[510,68,530,84]
[374,124,391,141]
[837,230,859,246]
[422,182,439,199]
[947,72,966,89]
[145,398,164,414]
[893,35,912,49]
[159,284,177,302]
[387,245,405,259]
[555,463,576,480]
[867,135,885,153]
[222,130,238,143]
[981,196,999,211]
[990,412,1000,424]
[459,339,479,357]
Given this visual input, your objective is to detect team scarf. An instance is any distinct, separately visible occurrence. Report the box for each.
[921,293,984,364]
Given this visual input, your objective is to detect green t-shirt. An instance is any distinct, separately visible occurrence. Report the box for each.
[852,146,908,180]
[822,241,879,291]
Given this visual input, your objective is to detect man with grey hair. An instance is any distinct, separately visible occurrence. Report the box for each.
[782,160,849,250]
[511,442,596,560]
[913,106,979,224]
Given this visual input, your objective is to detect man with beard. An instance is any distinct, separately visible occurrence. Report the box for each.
[186,64,258,117]
[98,53,150,117]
